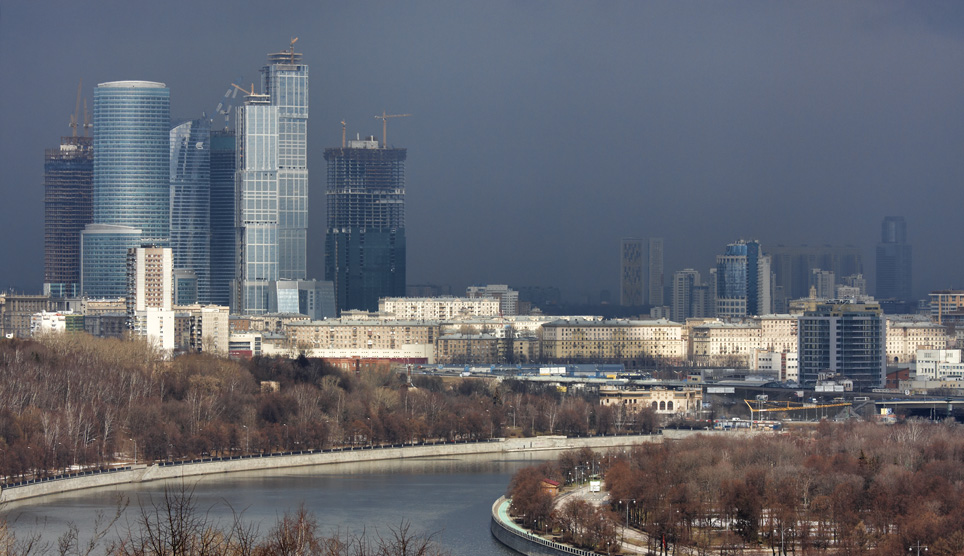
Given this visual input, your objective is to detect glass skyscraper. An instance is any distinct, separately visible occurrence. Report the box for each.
[876,216,912,308]
[716,240,771,318]
[209,130,236,306]
[81,81,170,298]
[170,118,211,303]
[325,136,407,313]
[44,136,93,298]
[263,49,308,281]
[233,47,308,315]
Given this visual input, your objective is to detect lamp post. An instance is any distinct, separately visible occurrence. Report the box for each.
[909,541,928,556]
[129,438,137,465]
[617,499,635,527]
[242,425,249,454]
[780,526,794,556]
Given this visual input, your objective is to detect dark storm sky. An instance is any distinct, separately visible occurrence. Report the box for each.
[2,1,963,302]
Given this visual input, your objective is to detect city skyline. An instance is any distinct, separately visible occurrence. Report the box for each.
[3,2,963,302]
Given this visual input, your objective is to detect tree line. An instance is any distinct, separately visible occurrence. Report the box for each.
[506,421,964,555]
[0,334,653,484]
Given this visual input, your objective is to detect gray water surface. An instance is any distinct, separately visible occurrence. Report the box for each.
[3,452,557,555]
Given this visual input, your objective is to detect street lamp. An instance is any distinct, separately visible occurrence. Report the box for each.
[242,425,249,454]
[129,438,137,465]
[909,542,928,556]
[617,499,635,527]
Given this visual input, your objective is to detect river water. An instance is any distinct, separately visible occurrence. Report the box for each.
[2,451,558,555]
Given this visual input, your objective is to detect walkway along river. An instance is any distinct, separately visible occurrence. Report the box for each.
[1,434,695,555]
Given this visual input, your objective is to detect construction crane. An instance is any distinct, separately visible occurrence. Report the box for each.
[288,37,299,64]
[69,80,82,137]
[232,83,257,96]
[374,111,411,148]
[341,120,347,148]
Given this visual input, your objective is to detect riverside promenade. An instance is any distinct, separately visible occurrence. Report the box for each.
[0,432,684,505]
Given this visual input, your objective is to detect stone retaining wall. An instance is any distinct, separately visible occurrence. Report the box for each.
[490,497,598,556]
[1,433,691,505]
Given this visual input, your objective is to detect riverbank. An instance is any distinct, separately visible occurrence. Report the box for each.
[1,432,693,505]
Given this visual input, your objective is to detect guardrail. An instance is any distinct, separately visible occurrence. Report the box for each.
[490,496,598,556]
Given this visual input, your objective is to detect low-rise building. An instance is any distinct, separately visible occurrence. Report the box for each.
[599,386,703,416]
[379,296,501,320]
[886,319,947,363]
[916,349,964,381]
[541,318,684,367]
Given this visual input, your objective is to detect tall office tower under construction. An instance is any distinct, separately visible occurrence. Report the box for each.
[325,134,407,313]
[44,132,93,299]
[234,42,308,314]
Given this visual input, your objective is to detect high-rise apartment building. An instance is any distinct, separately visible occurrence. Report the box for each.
[876,216,912,305]
[672,269,709,322]
[810,269,835,299]
[769,244,863,301]
[81,81,170,298]
[234,46,308,315]
[324,136,406,313]
[208,130,236,306]
[798,300,886,389]
[467,284,519,316]
[126,245,175,352]
[716,240,771,318]
[620,238,644,306]
[170,118,211,303]
[648,238,664,307]
[44,136,93,298]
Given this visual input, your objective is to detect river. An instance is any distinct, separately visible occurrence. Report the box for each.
[2,451,559,555]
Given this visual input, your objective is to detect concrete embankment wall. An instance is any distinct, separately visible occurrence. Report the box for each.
[1,433,694,505]
[491,497,597,556]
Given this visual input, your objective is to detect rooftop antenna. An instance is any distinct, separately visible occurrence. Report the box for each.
[374,111,411,148]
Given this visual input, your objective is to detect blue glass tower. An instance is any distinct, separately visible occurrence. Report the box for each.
[716,240,770,318]
[81,81,170,298]
[209,130,236,306]
[170,118,211,303]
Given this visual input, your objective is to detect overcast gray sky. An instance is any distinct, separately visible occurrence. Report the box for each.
[1,1,962,302]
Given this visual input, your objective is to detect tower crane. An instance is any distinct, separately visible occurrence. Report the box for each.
[341,120,347,148]
[69,80,82,137]
[374,111,411,148]
[288,37,299,64]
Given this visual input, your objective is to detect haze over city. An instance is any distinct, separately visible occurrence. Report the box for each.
[2,1,962,302]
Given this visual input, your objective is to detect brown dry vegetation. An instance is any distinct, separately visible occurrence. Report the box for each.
[0,334,632,484]
[509,423,964,555]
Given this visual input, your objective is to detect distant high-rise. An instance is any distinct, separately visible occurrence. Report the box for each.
[798,300,885,389]
[325,136,406,313]
[263,47,308,281]
[233,46,308,315]
[769,244,863,301]
[208,130,236,306]
[716,240,771,318]
[810,269,835,299]
[648,238,664,307]
[81,81,170,298]
[876,216,912,305]
[234,93,279,314]
[620,238,644,306]
[671,269,708,322]
[44,136,92,298]
[170,118,211,303]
